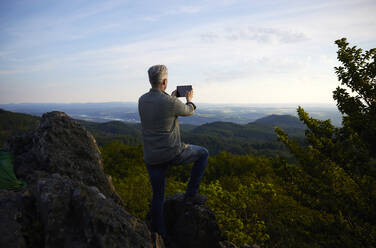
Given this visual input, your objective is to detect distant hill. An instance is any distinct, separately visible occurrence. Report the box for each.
[191,115,305,142]
[0,109,40,146]
[181,117,305,156]
[191,121,276,141]
[75,120,197,146]
[0,102,343,126]
[74,120,142,146]
[77,120,134,134]
[253,114,305,128]
[0,109,305,158]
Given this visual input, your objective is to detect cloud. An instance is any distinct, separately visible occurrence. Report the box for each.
[200,26,308,44]
[142,4,204,22]
[0,50,11,57]
[200,32,220,42]
[166,5,203,15]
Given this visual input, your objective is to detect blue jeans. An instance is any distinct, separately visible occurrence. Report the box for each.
[146,144,209,236]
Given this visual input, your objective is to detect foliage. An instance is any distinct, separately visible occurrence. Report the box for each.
[275,112,376,247]
[101,139,376,247]
[0,109,40,147]
[100,140,187,219]
[201,181,270,246]
[274,38,376,247]
[78,120,141,146]
[333,38,376,155]
[100,140,151,218]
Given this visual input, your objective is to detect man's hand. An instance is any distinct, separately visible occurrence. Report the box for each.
[171,90,178,97]
[186,89,193,102]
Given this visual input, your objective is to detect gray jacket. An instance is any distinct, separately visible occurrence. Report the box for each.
[138,88,196,165]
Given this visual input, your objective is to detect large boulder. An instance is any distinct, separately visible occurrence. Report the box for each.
[163,193,223,248]
[4,111,122,205]
[0,189,40,248]
[0,111,162,248]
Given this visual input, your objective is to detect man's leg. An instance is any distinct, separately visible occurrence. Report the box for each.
[174,145,209,197]
[147,164,167,236]
[186,145,209,196]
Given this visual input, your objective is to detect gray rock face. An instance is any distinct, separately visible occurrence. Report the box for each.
[5,111,122,205]
[0,189,41,248]
[1,111,160,248]
[163,193,223,248]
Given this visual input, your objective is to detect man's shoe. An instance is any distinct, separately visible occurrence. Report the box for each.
[183,193,208,205]
[151,232,165,247]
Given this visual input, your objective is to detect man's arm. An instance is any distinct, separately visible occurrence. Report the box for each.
[173,89,196,116]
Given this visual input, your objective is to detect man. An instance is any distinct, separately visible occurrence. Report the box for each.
[138,64,209,238]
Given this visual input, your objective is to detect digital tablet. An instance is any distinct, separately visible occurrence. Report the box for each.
[176,85,192,97]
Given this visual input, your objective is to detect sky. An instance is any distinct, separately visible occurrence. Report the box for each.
[0,0,375,104]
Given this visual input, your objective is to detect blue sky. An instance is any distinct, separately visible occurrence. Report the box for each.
[0,0,375,104]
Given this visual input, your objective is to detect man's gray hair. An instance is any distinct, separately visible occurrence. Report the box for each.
[148,65,168,87]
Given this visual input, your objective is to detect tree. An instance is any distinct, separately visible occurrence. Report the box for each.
[275,38,376,247]
[333,38,376,156]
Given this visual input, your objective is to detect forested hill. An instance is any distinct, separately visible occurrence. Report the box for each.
[254,114,306,128]
[183,116,305,156]
[0,109,40,145]
[81,113,305,157]
[1,109,304,157]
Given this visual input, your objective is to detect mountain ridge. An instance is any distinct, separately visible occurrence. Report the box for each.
[1,109,304,158]
[0,102,342,126]
[253,114,305,128]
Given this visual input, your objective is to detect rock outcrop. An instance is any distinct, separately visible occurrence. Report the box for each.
[4,111,122,205]
[161,194,259,248]
[163,193,223,248]
[0,112,159,248]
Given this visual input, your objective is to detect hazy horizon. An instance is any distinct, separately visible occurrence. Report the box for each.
[0,101,342,126]
[0,101,338,106]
